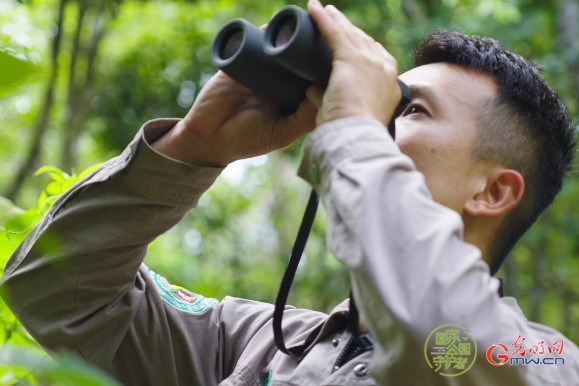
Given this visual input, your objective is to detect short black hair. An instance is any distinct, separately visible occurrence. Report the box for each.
[413,30,576,274]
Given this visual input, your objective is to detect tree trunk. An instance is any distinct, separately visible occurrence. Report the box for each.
[530,244,545,322]
[5,0,67,202]
[557,0,579,337]
[558,0,579,104]
[61,0,113,171]
[60,0,87,171]
[502,252,518,298]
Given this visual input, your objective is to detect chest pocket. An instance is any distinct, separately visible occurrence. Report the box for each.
[268,351,376,386]
[318,355,376,386]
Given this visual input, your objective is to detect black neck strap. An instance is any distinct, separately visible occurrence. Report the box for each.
[273,189,319,357]
[273,80,411,357]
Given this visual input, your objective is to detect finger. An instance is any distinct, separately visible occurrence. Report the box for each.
[306,85,324,109]
[272,98,317,147]
[307,0,342,51]
[309,1,375,52]
[321,6,394,60]
[325,4,375,47]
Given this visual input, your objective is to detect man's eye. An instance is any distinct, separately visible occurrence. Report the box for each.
[403,104,427,116]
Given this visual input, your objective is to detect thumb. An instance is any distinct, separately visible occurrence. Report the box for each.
[271,96,318,149]
[306,85,325,109]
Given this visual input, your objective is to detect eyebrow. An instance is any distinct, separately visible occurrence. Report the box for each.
[408,84,445,113]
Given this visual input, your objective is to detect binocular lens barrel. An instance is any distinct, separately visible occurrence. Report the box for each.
[220,30,244,60]
[211,5,334,113]
[211,18,311,113]
[211,5,409,133]
[264,6,332,85]
[273,17,298,48]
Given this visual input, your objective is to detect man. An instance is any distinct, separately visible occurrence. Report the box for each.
[2,0,578,384]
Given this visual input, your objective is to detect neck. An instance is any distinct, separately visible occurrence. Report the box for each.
[462,215,501,270]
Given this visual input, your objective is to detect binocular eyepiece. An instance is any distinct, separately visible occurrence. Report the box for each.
[211,5,332,114]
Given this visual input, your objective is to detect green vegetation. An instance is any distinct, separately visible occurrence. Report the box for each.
[0,0,577,383]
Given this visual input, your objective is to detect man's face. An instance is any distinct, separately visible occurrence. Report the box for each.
[395,63,498,214]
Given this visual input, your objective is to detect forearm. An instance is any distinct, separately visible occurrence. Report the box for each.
[0,119,223,352]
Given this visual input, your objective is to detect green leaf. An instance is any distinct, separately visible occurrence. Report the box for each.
[0,48,39,97]
[0,346,123,386]
[77,163,104,180]
[0,196,24,226]
[34,165,71,182]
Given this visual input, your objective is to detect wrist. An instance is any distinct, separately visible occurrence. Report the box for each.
[151,120,230,168]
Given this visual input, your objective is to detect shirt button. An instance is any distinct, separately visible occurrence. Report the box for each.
[353,363,369,377]
[331,338,340,347]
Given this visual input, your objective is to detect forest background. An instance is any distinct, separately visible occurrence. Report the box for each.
[0,0,578,383]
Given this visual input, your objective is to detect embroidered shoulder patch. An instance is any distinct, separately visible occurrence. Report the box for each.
[262,370,273,386]
[147,267,218,314]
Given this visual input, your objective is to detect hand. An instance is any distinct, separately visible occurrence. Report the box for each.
[153,69,317,167]
[306,0,401,126]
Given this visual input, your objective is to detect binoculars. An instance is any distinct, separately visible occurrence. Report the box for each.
[211,5,331,114]
[210,4,410,135]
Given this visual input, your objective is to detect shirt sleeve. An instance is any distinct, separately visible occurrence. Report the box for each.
[298,117,579,386]
[0,119,277,386]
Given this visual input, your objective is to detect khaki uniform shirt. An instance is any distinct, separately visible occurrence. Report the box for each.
[2,117,578,385]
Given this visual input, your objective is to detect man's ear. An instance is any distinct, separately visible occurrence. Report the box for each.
[464,168,525,217]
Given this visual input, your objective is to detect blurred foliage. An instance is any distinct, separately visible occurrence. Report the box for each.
[0,346,123,386]
[0,0,578,383]
[0,165,113,385]
[0,47,40,98]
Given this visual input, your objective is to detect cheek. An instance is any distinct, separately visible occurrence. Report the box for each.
[396,123,468,176]
[394,119,478,212]
[394,119,437,152]
[396,132,440,172]
[396,136,471,212]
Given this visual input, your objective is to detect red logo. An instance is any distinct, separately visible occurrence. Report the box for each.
[486,335,565,366]
[486,343,510,366]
